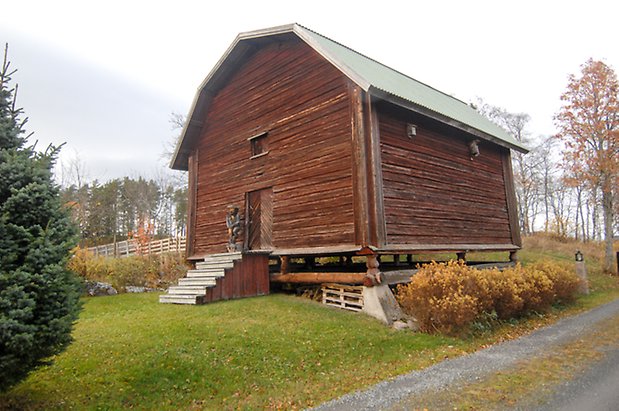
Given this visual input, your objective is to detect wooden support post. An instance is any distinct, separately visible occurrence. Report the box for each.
[394,254,401,266]
[364,254,383,287]
[339,256,345,266]
[509,251,518,262]
[305,257,316,269]
[345,256,353,267]
[280,256,290,274]
[407,254,413,265]
[456,252,466,261]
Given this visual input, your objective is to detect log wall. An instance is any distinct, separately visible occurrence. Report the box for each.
[191,37,355,256]
[379,105,514,246]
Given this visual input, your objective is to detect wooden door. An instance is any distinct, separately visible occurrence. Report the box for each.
[246,188,273,250]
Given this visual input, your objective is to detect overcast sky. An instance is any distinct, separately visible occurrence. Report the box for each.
[1,0,618,184]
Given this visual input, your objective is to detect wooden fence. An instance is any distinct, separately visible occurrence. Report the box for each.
[87,237,186,258]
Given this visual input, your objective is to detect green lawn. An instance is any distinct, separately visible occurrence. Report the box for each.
[1,293,464,410]
[1,235,617,410]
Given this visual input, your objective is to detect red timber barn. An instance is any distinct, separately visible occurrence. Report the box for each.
[160,24,528,306]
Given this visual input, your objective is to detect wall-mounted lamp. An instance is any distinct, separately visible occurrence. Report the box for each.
[406,123,417,138]
[468,139,480,159]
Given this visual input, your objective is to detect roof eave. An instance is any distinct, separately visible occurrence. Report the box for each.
[369,88,530,154]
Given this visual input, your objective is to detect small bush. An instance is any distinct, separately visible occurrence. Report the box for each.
[520,266,554,313]
[396,260,582,335]
[69,248,113,282]
[108,257,152,291]
[68,249,189,292]
[397,261,481,334]
[489,268,526,320]
[528,260,582,304]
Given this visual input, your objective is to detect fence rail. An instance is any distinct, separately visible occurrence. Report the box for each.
[87,237,186,258]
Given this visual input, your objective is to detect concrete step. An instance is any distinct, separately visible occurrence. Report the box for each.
[186,268,226,278]
[178,277,217,287]
[167,286,209,295]
[159,294,201,304]
[199,254,242,264]
[195,261,235,270]
[159,252,245,305]
[204,252,242,260]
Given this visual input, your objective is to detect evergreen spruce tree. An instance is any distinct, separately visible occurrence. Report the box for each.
[0,44,81,391]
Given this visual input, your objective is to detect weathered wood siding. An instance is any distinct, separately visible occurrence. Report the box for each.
[203,254,270,303]
[191,37,354,256]
[379,106,514,245]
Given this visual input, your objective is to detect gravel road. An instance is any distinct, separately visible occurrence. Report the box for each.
[537,346,619,411]
[312,298,619,411]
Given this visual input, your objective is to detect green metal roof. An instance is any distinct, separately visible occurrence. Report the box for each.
[293,24,528,153]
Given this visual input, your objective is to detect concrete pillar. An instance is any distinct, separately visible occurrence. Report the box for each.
[362,284,403,325]
[575,251,589,295]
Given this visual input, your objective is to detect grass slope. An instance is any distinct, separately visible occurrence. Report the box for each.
[1,235,617,410]
[1,293,462,410]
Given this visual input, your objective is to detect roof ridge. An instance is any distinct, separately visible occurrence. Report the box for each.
[295,23,471,108]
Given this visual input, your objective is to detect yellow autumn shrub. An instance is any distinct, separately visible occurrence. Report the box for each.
[519,266,555,312]
[396,260,581,334]
[466,268,495,313]
[68,247,114,282]
[68,248,189,292]
[528,260,582,303]
[396,261,484,334]
[489,267,527,319]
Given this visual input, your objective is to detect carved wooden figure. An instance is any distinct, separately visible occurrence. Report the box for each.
[226,205,242,252]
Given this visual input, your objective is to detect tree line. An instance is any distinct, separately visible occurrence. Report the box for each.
[479,58,617,272]
[61,176,187,247]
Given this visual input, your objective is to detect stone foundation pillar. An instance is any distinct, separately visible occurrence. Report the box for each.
[362,284,403,325]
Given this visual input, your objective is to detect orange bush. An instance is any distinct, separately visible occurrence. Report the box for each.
[519,266,554,312]
[489,267,527,319]
[396,261,484,334]
[396,260,582,335]
[528,260,582,303]
[68,248,189,292]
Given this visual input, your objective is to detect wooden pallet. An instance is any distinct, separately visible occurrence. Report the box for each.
[321,283,364,312]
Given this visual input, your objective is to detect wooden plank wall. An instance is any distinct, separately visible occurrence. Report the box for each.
[203,254,269,303]
[379,105,514,245]
[192,36,355,256]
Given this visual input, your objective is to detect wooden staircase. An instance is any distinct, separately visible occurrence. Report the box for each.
[159,252,242,304]
[159,252,270,305]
